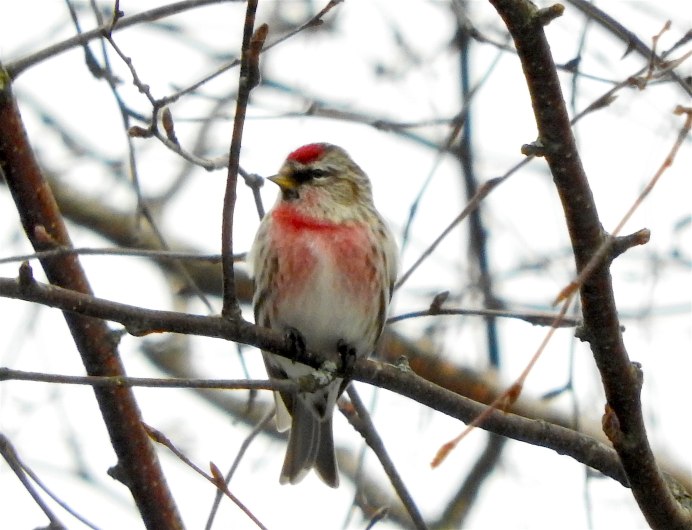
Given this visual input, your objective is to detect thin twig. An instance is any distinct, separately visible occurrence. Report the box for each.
[156,0,343,109]
[98,2,215,313]
[0,433,99,530]
[388,306,580,327]
[0,246,243,265]
[0,435,68,529]
[345,387,428,530]
[221,0,266,319]
[263,0,343,51]
[396,176,505,290]
[555,106,691,304]
[565,0,691,97]
[431,297,573,468]
[0,367,297,392]
[144,424,268,530]
[6,0,230,78]
[205,408,275,530]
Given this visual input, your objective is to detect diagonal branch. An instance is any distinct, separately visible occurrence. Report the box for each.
[344,387,427,530]
[5,0,235,78]
[486,1,691,528]
[5,166,691,493]
[0,274,630,488]
[565,0,691,97]
[0,64,182,529]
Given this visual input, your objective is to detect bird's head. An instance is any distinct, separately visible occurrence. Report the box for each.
[269,144,374,216]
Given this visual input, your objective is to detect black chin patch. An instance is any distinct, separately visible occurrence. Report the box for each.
[282,188,299,201]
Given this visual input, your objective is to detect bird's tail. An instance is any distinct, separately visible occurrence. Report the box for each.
[279,396,339,488]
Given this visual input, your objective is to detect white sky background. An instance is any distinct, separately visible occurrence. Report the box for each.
[0,1,690,529]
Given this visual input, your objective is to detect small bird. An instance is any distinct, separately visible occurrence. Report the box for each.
[249,143,398,487]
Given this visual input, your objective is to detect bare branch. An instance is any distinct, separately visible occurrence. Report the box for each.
[145,424,268,530]
[487,1,692,528]
[222,1,266,319]
[344,387,427,530]
[5,0,236,78]
[0,65,183,529]
[0,274,630,488]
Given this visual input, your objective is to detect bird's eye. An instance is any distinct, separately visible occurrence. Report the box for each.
[292,168,329,183]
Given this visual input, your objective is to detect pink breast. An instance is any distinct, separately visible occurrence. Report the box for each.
[270,206,378,302]
[272,205,341,233]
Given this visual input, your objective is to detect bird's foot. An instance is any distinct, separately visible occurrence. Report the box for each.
[283,327,306,360]
[336,339,357,377]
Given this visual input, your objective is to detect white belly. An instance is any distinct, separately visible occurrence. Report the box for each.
[275,250,373,359]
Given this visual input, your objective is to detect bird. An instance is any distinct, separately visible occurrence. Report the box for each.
[248,142,398,487]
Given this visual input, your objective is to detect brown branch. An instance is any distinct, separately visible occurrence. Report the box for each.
[206,409,275,530]
[222,0,267,319]
[8,168,691,493]
[0,65,183,529]
[144,425,267,530]
[0,275,629,488]
[388,306,581,328]
[5,0,235,78]
[0,367,296,393]
[344,387,427,530]
[565,0,691,97]
[396,176,505,289]
[486,1,692,528]
[0,434,68,529]
[0,433,99,529]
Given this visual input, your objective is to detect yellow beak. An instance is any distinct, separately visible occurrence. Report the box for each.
[268,174,298,190]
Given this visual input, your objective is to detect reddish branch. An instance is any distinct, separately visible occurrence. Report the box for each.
[486,1,691,529]
[0,66,183,529]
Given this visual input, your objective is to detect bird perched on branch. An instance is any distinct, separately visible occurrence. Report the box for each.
[249,143,398,487]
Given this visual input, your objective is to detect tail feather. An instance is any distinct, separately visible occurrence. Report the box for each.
[279,396,339,488]
[314,416,339,488]
[280,397,318,485]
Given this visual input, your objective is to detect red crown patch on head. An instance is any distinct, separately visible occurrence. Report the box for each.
[287,143,325,164]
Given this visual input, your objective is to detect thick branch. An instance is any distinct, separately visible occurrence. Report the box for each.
[0,275,629,487]
[6,168,690,492]
[486,2,691,528]
[0,66,182,530]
